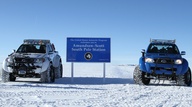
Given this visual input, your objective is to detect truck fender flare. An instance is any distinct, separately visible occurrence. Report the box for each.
[52,55,61,68]
[180,58,189,74]
[2,58,9,72]
[139,57,147,72]
[41,58,50,72]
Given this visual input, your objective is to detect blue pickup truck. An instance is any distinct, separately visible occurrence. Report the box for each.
[133,39,191,86]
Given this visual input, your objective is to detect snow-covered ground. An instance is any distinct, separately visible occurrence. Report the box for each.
[1,63,192,107]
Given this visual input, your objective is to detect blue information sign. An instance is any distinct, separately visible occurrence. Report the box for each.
[67,38,111,62]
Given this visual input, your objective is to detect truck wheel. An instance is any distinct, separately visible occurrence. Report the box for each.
[50,66,55,82]
[133,65,150,85]
[177,67,191,86]
[55,63,63,79]
[9,73,16,81]
[41,65,55,83]
[184,67,191,86]
[141,72,150,85]
[1,69,10,82]
[60,64,63,78]
[40,69,50,83]
[176,75,185,86]
[133,65,140,84]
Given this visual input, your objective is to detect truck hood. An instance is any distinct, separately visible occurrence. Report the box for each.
[12,53,46,59]
[145,53,182,59]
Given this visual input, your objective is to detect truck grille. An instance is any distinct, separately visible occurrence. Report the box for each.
[151,67,177,71]
[154,58,174,64]
[15,58,35,63]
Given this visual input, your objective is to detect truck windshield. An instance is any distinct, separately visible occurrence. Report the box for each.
[147,44,179,54]
[16,44,46,53]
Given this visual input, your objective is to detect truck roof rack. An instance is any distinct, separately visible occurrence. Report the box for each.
[150,39,176,44]
[24,39,50,44]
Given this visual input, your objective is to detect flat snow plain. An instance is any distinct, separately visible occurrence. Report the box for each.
[0,63,192,107]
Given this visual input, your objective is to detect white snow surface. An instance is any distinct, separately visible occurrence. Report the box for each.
[0,63,192,107]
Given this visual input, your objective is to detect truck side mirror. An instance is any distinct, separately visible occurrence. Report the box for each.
[141,49,145,57]
[181,51,186,55]
[54,51,58,53]
[12,49,16,53]
[52,43,55,51]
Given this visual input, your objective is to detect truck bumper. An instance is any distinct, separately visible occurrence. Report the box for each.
[143,63,185,75]
[2,58,50,77]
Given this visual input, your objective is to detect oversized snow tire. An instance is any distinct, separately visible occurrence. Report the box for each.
[40,69,50,83]
[1,69,10,83]
[50,66,55,83]
[142,73,150,85]
[9,73,16,81]
[55,64,63,79]
[133,65,150,85]
[177,67,191,86]
[184,68,191,86]
[133,65,140,84]
[60,64,63,78]
[176,75,185,86]
[40,65,55,83]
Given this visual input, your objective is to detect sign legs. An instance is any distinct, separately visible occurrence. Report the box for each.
[70,63,106,84]
[103,63,106,83]
[71,62,74,83]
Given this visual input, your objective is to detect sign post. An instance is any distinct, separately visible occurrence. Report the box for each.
[103,63,106,83]
[71,62,74,82]
[67,37,111,83]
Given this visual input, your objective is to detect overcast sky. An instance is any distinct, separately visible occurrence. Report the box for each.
[0,0,192,64]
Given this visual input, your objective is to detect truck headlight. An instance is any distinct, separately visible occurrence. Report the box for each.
[175,59,182,64]
[6,57,14,63]
[35,58,45,63]
[145,58,154,63]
